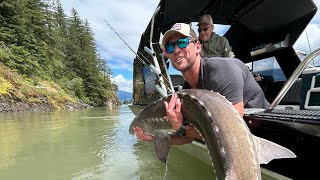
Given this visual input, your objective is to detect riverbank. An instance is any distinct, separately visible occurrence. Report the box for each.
[0,63,94,112]
[0,95,90,112]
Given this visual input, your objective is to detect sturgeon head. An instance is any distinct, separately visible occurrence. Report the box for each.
[129,89,296,180]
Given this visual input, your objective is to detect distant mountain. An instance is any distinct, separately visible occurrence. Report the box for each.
[117,90,132,101]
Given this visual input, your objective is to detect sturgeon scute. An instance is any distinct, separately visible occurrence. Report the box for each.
[129,89,296,180]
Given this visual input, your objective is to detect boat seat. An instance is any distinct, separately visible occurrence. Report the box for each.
[280,78,302,105]
[245,108,320,125]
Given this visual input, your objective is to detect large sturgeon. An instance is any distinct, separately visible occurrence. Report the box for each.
[129,89,296,180]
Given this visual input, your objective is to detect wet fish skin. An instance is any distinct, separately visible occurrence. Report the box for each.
[129,89,295,180]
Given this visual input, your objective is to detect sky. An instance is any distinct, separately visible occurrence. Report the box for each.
[60,0,320,93]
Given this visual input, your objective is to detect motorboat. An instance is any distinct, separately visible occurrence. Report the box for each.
[129,0,320,179]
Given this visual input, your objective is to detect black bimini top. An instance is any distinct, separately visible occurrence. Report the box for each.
[158,0,317,61]
[135,0,317,80]
[132,0,314,79]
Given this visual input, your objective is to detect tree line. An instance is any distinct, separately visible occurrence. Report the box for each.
[0,0,118,106]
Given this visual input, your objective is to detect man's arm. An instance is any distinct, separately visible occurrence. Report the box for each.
[134,126,194,144]
[233,101,244,117]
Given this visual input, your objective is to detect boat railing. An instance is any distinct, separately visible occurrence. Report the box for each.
[144,6,175,98]
[145,6,173,97]
[269,48,320,109]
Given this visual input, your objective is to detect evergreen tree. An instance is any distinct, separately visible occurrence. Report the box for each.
[0,0,118,106]
[43,0,66,79]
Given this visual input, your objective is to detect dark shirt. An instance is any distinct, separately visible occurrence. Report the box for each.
[183,57,270,109]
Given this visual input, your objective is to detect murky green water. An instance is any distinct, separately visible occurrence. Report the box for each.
[0,105,215,180]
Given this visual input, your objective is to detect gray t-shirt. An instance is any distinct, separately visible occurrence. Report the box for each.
[183,57,270,109]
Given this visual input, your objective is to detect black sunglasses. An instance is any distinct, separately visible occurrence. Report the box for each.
[198,25,213,32]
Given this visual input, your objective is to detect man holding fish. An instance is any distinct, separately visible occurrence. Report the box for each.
[130,22,296,180]
[133,22,270,143]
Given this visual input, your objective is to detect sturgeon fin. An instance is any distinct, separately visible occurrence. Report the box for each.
[253,135,297,164]
[154,130,171,163]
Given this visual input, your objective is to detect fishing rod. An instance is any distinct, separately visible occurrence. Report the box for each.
[104,19,174,95]
[104,20,152,70]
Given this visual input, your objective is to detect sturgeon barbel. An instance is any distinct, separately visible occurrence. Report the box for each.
[129,89,296,180]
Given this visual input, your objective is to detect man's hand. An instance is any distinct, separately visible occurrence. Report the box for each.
[133,127,154,142]
[164,94,184,130]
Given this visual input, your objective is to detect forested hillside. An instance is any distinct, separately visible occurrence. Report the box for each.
[0,0,119,111]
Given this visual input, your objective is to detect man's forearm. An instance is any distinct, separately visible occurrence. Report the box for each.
[170,134,194,145]
[168,124,204,145]
[185,124,202,139]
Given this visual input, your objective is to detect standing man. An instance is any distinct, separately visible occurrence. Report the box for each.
[134,23,269,143]
[198,14,234,58]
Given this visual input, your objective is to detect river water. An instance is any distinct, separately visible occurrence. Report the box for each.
[0,105,215,180]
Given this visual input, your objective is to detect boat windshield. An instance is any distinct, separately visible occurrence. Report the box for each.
[246,58,287,82]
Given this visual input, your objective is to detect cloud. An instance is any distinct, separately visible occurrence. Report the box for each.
[60,0,159,93]
[294,24,320,53]
[112,74,132,93]
[294,0,320,66]
[61,1,158,67]
[61,0,320,93]
[62,0,159,71]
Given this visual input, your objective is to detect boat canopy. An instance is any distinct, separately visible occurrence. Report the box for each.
[132,0,318,104]
[158,0,317,61]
